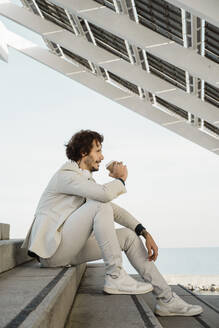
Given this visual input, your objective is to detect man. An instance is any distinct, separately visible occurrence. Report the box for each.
[21,129,203,316]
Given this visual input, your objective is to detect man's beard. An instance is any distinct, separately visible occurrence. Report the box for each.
[90,161,99,172]
[91,166,98,172]
[85,157,99,172]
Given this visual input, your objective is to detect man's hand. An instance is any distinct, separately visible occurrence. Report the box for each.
[109,162,128,181]
[142,230,158,262]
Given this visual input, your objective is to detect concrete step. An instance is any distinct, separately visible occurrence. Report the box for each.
[0,239,32,274]
[67,263,219,328]
[0,260,86,328]
[66,263,163,328]
[0,223,10,240]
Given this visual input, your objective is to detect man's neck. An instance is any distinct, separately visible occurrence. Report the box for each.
[77,160,90,172]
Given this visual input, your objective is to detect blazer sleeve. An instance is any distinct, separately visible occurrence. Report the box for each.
[56,170,126,202]
[110,201,141,231]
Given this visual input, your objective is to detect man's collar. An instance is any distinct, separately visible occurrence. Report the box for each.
[60,160,93,179]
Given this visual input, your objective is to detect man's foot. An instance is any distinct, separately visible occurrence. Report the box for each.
[155,292,203,316]
[103,268,153,295]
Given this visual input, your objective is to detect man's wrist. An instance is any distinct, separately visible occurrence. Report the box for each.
[135,223,146,236]
[116,178,125,186]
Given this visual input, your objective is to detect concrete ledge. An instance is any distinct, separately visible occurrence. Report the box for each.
[0,223,10,240]
[0,239,32,274]
[0,260,86,328]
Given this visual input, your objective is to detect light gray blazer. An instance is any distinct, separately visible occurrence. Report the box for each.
[21,160,141,258]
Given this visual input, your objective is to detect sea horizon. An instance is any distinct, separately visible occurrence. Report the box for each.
[122,246,219,275]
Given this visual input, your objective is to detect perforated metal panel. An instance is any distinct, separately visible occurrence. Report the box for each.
[204,121,219,136]
[93,0,115,11]
[156,96,188,119]
[135,0,183,45]
[147,52,186,91]
[60,47,92,70]
[205,82,219,108]
[35,0,74,32]
[205,22,219,64]
[89,23,130,62]
[108,71,139,94]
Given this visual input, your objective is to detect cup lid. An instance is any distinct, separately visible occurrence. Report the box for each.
[105,160,116,168]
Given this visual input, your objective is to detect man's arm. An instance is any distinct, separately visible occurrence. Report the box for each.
[110,201,143,231]
[56,170,126,202]
[110,202,158,262]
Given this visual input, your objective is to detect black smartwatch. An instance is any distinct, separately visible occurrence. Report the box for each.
[135,223,146,236]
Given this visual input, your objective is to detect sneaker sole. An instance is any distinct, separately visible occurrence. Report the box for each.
[103,286,153,295]
[155,308,203,317]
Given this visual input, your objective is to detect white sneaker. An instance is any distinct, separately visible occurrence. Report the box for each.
[103,268,153,295]
[155,292,203,316]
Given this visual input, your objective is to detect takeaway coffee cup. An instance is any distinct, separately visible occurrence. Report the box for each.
[105,160,117,173]
[106,160,124,173]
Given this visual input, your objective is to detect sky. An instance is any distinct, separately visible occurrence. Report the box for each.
[0,11,219,249]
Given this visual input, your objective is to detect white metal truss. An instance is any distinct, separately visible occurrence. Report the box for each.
[181,8,208,134]
[117,0,154,105]
[3,27,218,155]
[0,0,219,156]
[114,0,150,102]
[64,10,79,35]
[181,10,203,96]
[1,1,218,126]
[47,0,219,88]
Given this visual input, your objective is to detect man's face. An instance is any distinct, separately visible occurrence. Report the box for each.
[82,140,104,172]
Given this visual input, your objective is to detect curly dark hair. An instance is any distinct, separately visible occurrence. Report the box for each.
[65,130,104,162]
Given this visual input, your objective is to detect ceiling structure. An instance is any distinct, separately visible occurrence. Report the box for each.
[0,20,8,61]
[0,0,219,155]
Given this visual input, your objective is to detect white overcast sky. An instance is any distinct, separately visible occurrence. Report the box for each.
[0,11,219,248]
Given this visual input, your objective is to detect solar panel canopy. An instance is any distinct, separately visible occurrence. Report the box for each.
[0,0,219,155]
[0,20,8,61]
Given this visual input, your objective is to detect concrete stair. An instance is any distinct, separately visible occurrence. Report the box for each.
[67,263,219,328]
[0,223,86,328]
[0,239,32,274]
[0,223,32,274]
[0,260,86,328]
[0,223,10,240]
[66,263,163,328]
[1,223,219,327]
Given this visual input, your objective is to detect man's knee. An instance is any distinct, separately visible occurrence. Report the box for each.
[86,199,112,212]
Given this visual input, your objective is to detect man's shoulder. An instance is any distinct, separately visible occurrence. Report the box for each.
[57,160,94,181]
[59,160,79,172]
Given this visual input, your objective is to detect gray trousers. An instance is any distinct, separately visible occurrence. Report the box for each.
[40,199,172,300]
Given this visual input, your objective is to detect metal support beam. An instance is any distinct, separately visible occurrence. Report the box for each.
[120,1,152,101]
[1,1,219,127]
[182,12,205,103]
[0,20,8,62]
[126,0,139,22]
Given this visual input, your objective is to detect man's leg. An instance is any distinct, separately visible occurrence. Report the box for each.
[116,228,173,301]
[45,199,123,276]
[116,229,203,316]
[41,200,153,295]
[68,227,172,301]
